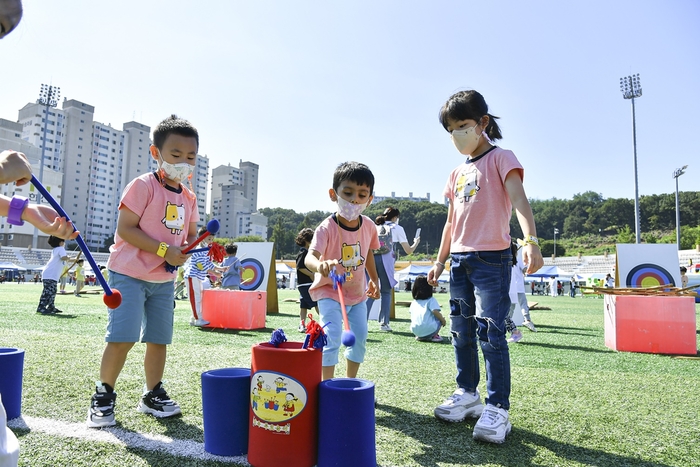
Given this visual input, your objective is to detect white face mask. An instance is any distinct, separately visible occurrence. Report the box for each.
[158,152,193,183]
[336,195,367,221]
[451,124,482,155]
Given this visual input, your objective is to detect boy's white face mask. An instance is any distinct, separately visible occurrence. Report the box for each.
[336,195,367,221]
[158,150,194,183]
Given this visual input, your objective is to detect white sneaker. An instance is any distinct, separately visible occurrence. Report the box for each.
[379,324,392,332]
[192,318,209,327]
[434,388,483,422]
[473,404,511,444]
[507,329,523,343]
[298,323,306,333]
[523,320,537,332]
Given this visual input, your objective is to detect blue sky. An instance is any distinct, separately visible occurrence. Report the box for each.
[1,0,698,215]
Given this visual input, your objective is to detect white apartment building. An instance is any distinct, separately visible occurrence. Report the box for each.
[210,161,267,239]
[7,96,210,250]
[372,192,431,204]
[0,119,63,248]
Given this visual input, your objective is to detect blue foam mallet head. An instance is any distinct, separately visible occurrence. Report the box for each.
[342,330,356,347]
[206,219,220,235]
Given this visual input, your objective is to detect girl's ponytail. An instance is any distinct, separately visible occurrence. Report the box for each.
[484,113,502,141]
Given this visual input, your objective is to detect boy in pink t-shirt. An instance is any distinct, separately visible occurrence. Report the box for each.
[87,115,200,428]
[306,161,380,381]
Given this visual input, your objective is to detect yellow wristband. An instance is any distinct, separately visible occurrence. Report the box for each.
[156,242,169,258]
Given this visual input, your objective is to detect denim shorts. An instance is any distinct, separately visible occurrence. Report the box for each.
[105,271,175,344]
[317,298,368,367]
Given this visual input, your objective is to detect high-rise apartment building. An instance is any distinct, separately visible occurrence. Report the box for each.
[210,161,266,239]
[0,118,63,247]
[4,95,210,249]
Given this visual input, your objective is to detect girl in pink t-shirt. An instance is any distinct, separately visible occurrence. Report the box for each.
[427,90,544,445]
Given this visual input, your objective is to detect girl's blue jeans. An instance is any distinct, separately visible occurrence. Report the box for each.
[449,248,512,410]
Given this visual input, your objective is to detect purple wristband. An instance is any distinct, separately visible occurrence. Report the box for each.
[7,195,29,226]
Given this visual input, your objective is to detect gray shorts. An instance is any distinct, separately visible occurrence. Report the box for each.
[105,271,175,344]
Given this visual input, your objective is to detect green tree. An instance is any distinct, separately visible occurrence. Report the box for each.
[616,225,635,244]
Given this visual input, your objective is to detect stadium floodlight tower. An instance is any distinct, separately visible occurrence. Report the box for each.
[673,165,687,250]
[619,74,642,244]
[32,84,61,249]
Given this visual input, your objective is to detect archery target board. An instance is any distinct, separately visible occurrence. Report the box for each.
[236,243,274,292]
[616,244,682,288]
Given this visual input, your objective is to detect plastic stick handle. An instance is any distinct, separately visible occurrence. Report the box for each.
[30,175,113,297]
[335,279,350,331]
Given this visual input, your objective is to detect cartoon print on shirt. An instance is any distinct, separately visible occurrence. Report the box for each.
[455,170,480,202]
[162,201,185,234]
[340,241,364,271]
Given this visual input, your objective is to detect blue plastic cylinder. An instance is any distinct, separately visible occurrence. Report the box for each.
[317,378,376,467]
[0,348,24,420]
[201,368,251,456]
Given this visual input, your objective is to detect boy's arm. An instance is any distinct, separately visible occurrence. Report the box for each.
[304,249,339,278]
[429,200,454,285]
[185,221,198,247]
[365,252,380,299]
[504,170,543,274]
[116,206,189,267]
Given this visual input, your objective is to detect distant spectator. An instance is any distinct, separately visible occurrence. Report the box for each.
[680,267,688,288]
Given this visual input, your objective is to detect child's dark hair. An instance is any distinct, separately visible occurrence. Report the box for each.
[680,266,687,274]
[375,207,400,225]
[332,161,374,194]
[225,243,238,255]
[412,275,433,300]
[197,225,208,237]
[47,236,64,248]
[153,114,199,150]
[295,228,314,246]
[439,90,502,141]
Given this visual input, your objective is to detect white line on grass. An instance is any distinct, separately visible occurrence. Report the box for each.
[7,415,249,465]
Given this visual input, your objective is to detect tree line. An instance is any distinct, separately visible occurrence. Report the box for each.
[98,190,700,258]
[260,190,700,260]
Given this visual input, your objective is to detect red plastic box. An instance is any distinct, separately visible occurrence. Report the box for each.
[604,294,697,355]
[202,290,266,330]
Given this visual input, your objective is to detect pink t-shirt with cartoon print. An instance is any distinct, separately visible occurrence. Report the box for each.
[443,147,523,252]
[107,173,199,282]
[309,214,380,306]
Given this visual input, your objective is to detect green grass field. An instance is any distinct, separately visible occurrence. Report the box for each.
[1,283,698,467]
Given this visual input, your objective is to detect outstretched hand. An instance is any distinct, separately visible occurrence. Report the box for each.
[0,150,32,185]
[23,204,79,240]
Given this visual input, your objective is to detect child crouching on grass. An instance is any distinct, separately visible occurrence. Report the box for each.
[304,161,380,381]
[410,275,446,343]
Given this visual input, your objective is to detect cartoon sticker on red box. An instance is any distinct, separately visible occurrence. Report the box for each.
[250,371,307,423]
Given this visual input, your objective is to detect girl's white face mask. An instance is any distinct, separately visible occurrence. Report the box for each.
[336,194,367,221]
[451,123,482,156]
